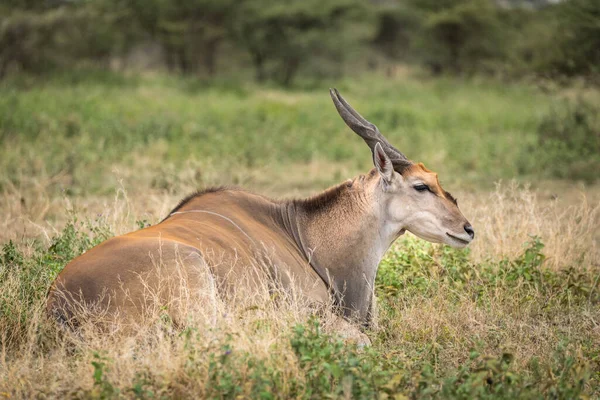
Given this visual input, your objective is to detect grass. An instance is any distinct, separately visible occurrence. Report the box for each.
[0,70,599,398]
[0,70,593,198]
[1,186,598,398]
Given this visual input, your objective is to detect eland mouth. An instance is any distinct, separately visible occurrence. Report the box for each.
[446,232,471,246]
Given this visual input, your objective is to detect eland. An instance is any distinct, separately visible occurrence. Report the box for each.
[47,89,474,332]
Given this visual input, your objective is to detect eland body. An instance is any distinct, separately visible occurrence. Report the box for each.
[47,89,474,327]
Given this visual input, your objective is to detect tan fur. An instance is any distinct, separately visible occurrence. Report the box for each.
[48,189,329,325]
[48,164,472,327]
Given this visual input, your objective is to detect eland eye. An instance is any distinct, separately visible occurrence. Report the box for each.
[414,184,429,192]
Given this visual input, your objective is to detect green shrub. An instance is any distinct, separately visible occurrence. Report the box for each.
[0,216,112,347]
[0,217,598,397]
[290,319,396,398]
[537,0,600,79]
[376,235,599,307]
[534,98,600,182]
[176,319,595,398]
[410,0,505,76]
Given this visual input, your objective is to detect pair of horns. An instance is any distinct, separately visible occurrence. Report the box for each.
[329,88,412,171]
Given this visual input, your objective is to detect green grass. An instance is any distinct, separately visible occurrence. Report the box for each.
[3,70,596,199]
[0,70,598,398]
[1,216,597,398]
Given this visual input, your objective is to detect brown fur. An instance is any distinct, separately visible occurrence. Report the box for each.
[292,180,355,214]
[166,186,233,216]
[48,188,330,326]
[404,163,457,205]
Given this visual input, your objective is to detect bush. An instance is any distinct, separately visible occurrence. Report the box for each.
[539,0,600,79]
[534,98,600,182]
[0,216,112,347]
[407,0,506,76]
[376,235,599,308]
[230,0,370,86]
[0,4,130,78]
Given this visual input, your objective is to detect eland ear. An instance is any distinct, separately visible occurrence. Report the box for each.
[373,142,393,183]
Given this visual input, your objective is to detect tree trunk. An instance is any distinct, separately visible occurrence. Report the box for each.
[177,47,190,74]
[203,39,219,76]
[0,60,6,80]
[251,50,266,82]
[281,57,300,87]
[164,43,178,72]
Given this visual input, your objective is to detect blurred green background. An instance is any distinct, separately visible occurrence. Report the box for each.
[1,0,599,198]
[1,3,600,397]
[2,0,599,83]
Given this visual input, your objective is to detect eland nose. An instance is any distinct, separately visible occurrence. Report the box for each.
[464,224,475,239]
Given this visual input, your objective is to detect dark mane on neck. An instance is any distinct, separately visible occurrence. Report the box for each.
[292,180,355,214]
[163,173,372,222]
[164,186,236,220]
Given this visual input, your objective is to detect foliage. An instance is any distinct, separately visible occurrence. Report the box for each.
[539,0,600,78]
[0,209,598,396]
[230,0,370,85]
[0,3,130,78]
[371,2,420,62]
[377,234,599,308]
[1,0,600,83]
[289,320,395,398]
[119,0,237,75]
[89,352,121,399]
[371,0,600,80]
[108,325,595,398]
[0,216,111,346]
[533,97,600,182]
[408,0,505,75]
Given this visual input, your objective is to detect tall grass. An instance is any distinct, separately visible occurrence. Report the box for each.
[1,71,599,398]
[0,183,598,398]
[4,71,599,244]
[0,71,573,198]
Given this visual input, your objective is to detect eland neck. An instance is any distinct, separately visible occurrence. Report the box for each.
[284,170,399,321]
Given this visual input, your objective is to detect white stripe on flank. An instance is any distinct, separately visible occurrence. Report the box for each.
[169,210,256,245]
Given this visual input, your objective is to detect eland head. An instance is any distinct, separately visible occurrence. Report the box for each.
[330,88,474,248]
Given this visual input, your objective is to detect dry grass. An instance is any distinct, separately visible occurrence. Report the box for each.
[3,161,598,268]
[0,165,599,398]
[1,70,598,397]
[0,240,363,398]
[466,181,599,270]
[1,273,313,397]
[0,159,356,245]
